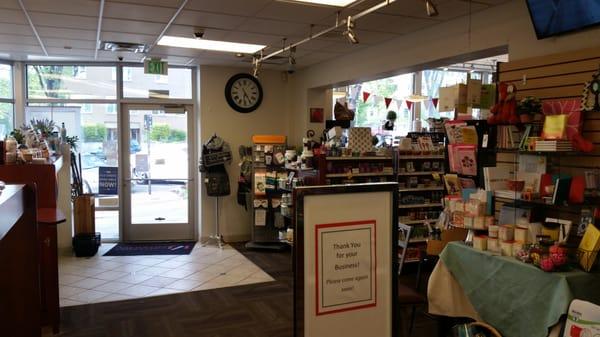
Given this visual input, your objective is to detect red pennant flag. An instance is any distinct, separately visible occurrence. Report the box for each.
[406,101,414,111]
[362,91,371,102]
[384,97,392,108]
[432,98,439,108]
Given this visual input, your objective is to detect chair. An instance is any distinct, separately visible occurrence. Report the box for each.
[397,223,427,337]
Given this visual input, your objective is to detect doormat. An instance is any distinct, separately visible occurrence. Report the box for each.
[103,242,196,256]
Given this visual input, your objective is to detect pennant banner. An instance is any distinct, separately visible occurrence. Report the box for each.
[395,99,404,109]
[406,101,414,111]
[362,91,371,102]
[432,98,439,109]
[384,97,392,109]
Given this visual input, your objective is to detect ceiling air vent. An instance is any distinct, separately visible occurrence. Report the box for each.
[100,41,148,53]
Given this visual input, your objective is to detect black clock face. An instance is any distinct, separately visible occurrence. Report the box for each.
[225,73,263,113]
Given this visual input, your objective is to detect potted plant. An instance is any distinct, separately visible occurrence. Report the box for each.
[383,110,397,130]
[29,118,57,139]
[517,96,542,123]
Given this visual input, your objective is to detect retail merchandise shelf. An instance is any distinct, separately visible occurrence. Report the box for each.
[398,187,444,192]
[325,156,393,161]
[409,238,428,243]
[398,203,443,209]
[402,258,421,264]
[397,155,445,160]
[399,219,431,225]
[397,171,443,176]
[325,172,395,178]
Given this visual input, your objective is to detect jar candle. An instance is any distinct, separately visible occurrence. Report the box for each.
[514,226,528,243]
[473,236,488,251]
[499,225,514,241]
[488,225,499,238]
[512,241,525,256]
[488,238,499,253]
[501,240,515,256]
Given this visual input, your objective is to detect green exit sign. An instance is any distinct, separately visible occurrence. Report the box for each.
[144,58,168,75]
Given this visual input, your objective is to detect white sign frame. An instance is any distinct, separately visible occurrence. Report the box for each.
[293,183,398,337]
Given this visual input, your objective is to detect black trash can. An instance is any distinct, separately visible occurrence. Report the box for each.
[72,232,101,257]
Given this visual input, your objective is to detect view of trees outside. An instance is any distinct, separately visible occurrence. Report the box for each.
[421,69,468,121]
[344,73,414,137]
[0,64,13,138]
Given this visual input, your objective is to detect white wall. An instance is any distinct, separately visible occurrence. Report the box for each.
[199,66,290,242]
[288,0,600,144]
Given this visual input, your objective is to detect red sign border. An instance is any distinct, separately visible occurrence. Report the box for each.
[315,220,377,316]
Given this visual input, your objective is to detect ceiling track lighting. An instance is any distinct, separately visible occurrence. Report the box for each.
[425,0,439,17]
[254,0,402,64]
[343,16,359,44]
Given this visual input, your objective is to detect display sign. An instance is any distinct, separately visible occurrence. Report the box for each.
[98,166,118,195]
[316,220,376,315]
[144,58,168,75]
[294,183,398,337]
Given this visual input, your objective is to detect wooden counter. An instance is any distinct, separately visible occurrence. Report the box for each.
[0,184,41,337]
[0,157,66,333]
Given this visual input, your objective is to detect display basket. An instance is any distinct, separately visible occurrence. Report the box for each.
[576,248,600,272]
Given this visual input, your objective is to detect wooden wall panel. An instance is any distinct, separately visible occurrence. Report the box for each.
[492,47,600,228]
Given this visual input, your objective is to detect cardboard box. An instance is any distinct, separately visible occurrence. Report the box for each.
[467,79,482,107]
[426,228,469,256]
[439,84,467,113]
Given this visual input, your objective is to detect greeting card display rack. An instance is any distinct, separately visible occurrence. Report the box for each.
[245,136,290,251]
[397,132,446,263]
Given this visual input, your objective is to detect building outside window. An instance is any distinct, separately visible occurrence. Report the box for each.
[0,63,14,139]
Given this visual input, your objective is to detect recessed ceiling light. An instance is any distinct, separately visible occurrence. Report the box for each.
[158,36,265,54]
[278,0,358,7]
[27,55,75,61]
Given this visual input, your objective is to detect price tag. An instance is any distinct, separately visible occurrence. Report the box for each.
[482,134,489,148]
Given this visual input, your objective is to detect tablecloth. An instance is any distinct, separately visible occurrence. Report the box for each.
[428,242,600,337]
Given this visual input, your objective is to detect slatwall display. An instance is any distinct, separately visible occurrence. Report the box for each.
[494,47,600,225]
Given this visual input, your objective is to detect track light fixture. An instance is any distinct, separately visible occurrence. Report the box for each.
[425,0,438,17]
[287,46,297,74]
[343,16,359,44]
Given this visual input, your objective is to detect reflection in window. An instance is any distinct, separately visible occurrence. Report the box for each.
[0,64,13,99]
[0,102,13,139]
[337,73,415,138]
[122,67,192,99]
[27,65,117,100]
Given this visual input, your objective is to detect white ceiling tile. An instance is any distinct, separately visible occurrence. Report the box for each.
[44,38,97,49]
[185,0,272,17]
[255,1,336,24]
[0,9,27,25]
[105,0,180,8]
[103,2,174,23]
[353,13,434,35]
[221,31,283,46]
[175,10,247,30]
[36,26,96,40]
[102,18,164,35]
[100,31,155,44]
[0,23,34,36]
[22,0,100,16]
[46,47,94,57]
[0,2,21,10]
[0,34,38,46]
[0,43,43,54]
[28,12,97,30]
[236,18,311,37]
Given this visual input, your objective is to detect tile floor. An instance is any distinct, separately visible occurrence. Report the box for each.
[59,243,275,307]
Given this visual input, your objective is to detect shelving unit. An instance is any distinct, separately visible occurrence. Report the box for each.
[314,153,396,185]
[245,138,290,251]
[396,132,447,260]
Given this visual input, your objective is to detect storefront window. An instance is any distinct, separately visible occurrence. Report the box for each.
[421,69,468,120]
[0,64,13,138]
[27,65,116,100]
[122,66,192,99]
[340,73,414,138]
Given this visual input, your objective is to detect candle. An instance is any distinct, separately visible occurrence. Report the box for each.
[488,225,499,238]
[514,226,528,243]
[501,240,515,256]
[499,225,514,241]
[473,236,488,251]
[488,238,499,253]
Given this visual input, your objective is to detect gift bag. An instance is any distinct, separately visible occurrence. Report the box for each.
[347,127,373,153]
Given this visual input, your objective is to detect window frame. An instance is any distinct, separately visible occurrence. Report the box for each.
[0,61,15,137]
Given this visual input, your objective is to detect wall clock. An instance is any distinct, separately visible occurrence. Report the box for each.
[225,73,263,113]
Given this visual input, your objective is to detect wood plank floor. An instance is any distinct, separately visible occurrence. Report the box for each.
[57,243,441,337]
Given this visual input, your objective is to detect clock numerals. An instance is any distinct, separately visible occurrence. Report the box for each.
[226,74,263,113]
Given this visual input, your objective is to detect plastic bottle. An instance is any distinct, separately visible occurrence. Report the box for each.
[60,122,67,141]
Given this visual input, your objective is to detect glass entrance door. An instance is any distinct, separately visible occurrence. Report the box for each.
[122,104,195,241]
